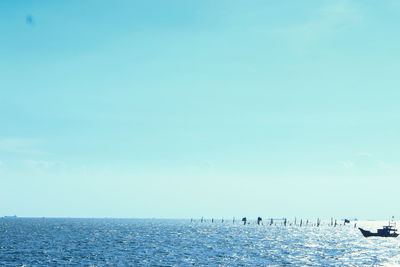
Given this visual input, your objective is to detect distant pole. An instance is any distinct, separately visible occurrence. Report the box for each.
[201,217,203,223]
[222,218,224,223]
[300,219,302,227]
[233,217,235,224]
[306,219,308,226]
[212,218,214,223]
[295,217,297,226]
[284,218,287,226]
[334,219,337,227]
[331,217,333,226]
[191,218,193,223]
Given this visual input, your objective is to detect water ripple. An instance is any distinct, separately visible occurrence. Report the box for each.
[0,218,399,266]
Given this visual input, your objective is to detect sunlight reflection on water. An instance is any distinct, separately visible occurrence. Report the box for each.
[0,218,399,266]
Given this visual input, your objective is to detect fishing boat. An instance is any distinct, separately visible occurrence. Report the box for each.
[359,221,398,237]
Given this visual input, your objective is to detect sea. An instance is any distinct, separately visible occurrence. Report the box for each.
[1,218,399,266]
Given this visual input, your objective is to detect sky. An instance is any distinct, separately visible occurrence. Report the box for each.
[1,0,400,219]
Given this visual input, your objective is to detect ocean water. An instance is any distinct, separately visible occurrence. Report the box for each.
[1,218,399,266]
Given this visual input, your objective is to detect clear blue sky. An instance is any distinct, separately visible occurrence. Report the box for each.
[1,0,400,219]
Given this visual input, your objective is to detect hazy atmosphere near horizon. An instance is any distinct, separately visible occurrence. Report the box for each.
[1,0,400,220]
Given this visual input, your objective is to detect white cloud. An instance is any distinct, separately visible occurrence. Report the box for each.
[277,0,362,49]
[378,161,393,170]
[24,159,57,169]
[341,161,355,168]
[0,138,46,155]
[357,152,373,157]
[319,0,361,19]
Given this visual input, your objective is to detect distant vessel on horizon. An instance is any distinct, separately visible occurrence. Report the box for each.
[359,221,398,237]
[3,215,17,218]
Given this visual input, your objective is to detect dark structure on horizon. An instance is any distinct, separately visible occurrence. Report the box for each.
[359,221,398,238]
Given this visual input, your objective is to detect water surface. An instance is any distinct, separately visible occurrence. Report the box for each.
[1,218,399,266]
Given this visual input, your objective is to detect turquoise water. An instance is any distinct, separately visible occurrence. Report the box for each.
[1,218,399,266]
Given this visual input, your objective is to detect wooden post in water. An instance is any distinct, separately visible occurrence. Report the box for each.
[201,217,203,223]
[233,217,235,224]
[306,219,308,226]
[317,218,320,227]
[334,219,337,227]
[294,217,297,226]
[331,217,333,226]
[300,219,302,227]
[212,218,214,223]
[284,218,287,226]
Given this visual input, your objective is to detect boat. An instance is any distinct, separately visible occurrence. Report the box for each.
[359,221,398,237]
